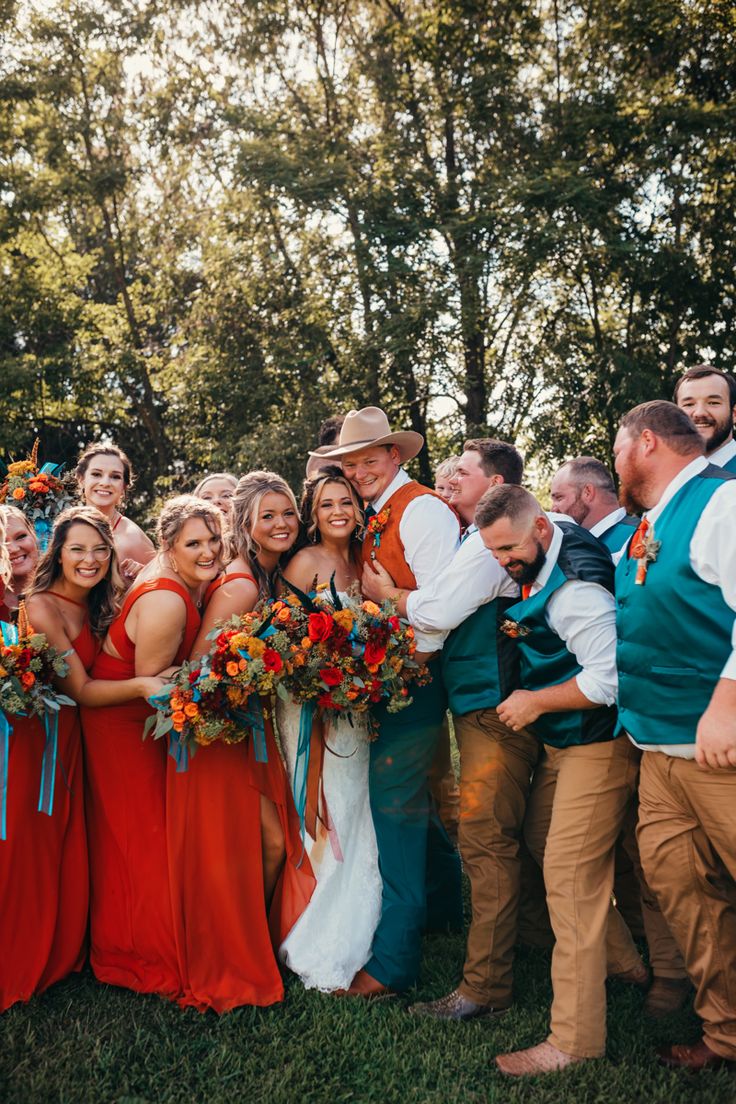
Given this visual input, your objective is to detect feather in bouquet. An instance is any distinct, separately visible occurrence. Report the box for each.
[0,439,78,551]
[143,599,298,768]
[0,602,75,838]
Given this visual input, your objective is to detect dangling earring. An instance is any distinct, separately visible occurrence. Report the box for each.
[168,553,179,575]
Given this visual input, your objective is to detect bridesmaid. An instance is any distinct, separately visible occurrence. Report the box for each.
[81,495,223,998]
[167,471,315,1012]
[193,472,238,521]
[76,443,155,585]
[0,505,39,616]
[1,506,156,1012]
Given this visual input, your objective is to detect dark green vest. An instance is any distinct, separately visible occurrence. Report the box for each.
[441,597,519,716]
[615,465,736,745]
[506,524,618,748]
[598,514,639,554]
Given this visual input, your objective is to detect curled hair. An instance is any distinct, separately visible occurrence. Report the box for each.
[231,471,299,599]
[301,465,364,545]
[434,456,460,482]
[76,442,134,490]
[156,495,224,551]
[0,511,10,588]
[474,484,541,531]
[557,456,616,495]
[619,401,704,456]
[1,505,38,591]
[193,471,238,498]
[318,415,345,448]
[27,506,123,637]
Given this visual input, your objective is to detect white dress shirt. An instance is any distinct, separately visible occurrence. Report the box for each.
[590,507,627,539]
[406,525,518,641]
[708,438,736,468]
[525,523,618,707]
[625,455,736,759]
[372,469,459,652]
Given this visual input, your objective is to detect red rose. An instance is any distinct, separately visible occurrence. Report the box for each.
[388,616,399,631]
[320,666,343,688]
[318,692,336,708]
[263,648,283,673]
[364,641,387,666]
[308,611,334,643]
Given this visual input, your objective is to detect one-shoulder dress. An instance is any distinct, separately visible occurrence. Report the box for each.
[0,593,94,1011]
[81,578,199,997]
[165,573,316,1012]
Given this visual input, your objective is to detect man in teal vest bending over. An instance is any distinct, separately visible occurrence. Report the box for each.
[363,439,542,1022]
[614,400,736,1073]
[476,485,644,1077]
[674,364,736,473]
[550,456,639,552]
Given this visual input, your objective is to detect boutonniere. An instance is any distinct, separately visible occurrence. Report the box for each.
[630,522,661,586]
[499,618,531,639]
[367,507,391,560]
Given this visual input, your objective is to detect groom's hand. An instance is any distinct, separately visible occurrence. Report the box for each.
[497,690,541,732]
[361,560,399,603]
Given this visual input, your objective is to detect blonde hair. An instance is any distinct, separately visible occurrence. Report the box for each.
[435,456,460,482]
[0,505,38,592]
[231,471,299,598]
[0,510,10,588]
[27,506,124,636]
[193,472,238,497]
[156,495,224,550]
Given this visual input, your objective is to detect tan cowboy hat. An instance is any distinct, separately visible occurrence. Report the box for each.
[305,445,342,480]
[310,406,423,463]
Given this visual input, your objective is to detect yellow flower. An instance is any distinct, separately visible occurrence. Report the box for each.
[229,633,249,652]
[247,637,267,657]
[361,600,381,617]
[7,460,35,475]
[333,609,354,632]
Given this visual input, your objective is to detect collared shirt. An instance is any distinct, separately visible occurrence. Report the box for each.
[406,526,517,639]
[525,523,618,707]
[625,455,736,759]
[374,468,459,652]
[590,507,627,539]
[708,438,736,468]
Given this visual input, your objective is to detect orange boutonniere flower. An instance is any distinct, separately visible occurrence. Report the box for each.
[366,506,391,560]
[629,518,661,586]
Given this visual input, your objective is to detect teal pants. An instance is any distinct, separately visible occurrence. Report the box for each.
[365,662,463,991]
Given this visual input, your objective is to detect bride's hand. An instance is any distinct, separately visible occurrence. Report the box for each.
[361,560,397,603]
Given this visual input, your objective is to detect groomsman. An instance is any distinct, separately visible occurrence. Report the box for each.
[550,456,639,552]
[614,400,736,1072]
[674,364,736,471]
[475,486,643,1076]
[363,440,541,1021]
[313,407,462,997]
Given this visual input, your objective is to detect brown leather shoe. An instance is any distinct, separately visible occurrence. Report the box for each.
[608,962,651,990]
[657,1038,734,1072]
[495,1041,590,1076]
[408,988,510,1021]
[644,976,691,1018]
[335,969,398,1000]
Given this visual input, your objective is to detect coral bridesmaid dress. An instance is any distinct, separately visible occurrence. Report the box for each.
[0,594,94,1011]
[166,573,316,1012]
[82,579,199,997]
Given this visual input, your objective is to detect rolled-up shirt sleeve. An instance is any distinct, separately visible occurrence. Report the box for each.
[398,495,459,652]
[545,580,618,706]
[690,481,736,681]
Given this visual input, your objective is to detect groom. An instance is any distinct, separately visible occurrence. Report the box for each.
[313,407,463,996]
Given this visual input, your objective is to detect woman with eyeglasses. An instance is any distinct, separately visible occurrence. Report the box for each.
[81,495,223,999]
[1,506,161,1012]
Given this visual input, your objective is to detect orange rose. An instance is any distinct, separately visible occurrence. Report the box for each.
[170,696,184,711]
[184,702,199,718]
[361,600,381,617]
[21,671,35,689]
[172,710,186,725]
[226,661,239,677]
[301,637,312,650]
[12,487,25,500]
[276,607,291,623]
[238,658,247,671]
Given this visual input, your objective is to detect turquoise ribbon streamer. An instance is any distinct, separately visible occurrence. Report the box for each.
[168,730,190,773]
[1,620,18,646]
[37,709,59,818]
[33,517,52,553]
[291,701,315,841]
[233,698,268,762]
[0,711,11,841]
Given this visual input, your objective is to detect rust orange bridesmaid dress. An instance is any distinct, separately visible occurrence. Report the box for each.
[0,594,94,1011]
[81,579,199,998]
[166,573,316,1012]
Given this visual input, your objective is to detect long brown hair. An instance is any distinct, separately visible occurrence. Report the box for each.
[300,465,364,544]
[27,506,123,636]
[231,471,299,599]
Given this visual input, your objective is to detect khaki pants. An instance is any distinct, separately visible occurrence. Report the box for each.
[524,737,639,1057]
[637,751,736,1060]
[428,715,460,842]
[454,709,539,1007]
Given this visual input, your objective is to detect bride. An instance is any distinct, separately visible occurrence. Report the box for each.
[277,465,382,992]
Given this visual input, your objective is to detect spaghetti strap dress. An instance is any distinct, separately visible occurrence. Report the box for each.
[166,573,316,1012]
[0,593,95,1011]
[81,578,199,997]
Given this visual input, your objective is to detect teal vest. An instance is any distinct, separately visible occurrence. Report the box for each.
[506,524,618,748]
[722,452,736,474]
[616,465,735,745]
[441,597,519,716]
[598,514,639,554]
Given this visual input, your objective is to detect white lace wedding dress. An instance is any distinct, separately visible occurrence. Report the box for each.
[276,688,383,991]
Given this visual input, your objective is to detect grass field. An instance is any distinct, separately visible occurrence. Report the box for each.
[2,922,734,1104]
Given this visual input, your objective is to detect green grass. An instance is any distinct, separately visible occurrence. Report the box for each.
[1,928,734,1104]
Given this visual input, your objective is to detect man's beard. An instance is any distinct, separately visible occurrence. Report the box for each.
[618,479,646,516]
[698,414,734,455]
[505,540,547,587]
[567,491,589,526]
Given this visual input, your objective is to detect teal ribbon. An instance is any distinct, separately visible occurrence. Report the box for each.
[33,517,52,553]
[1,620,18,646]
[0,711,10,841]
[37,709,59,818]
[233,698,268,762]
[291,701,314,841]
[168,730,191,773]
